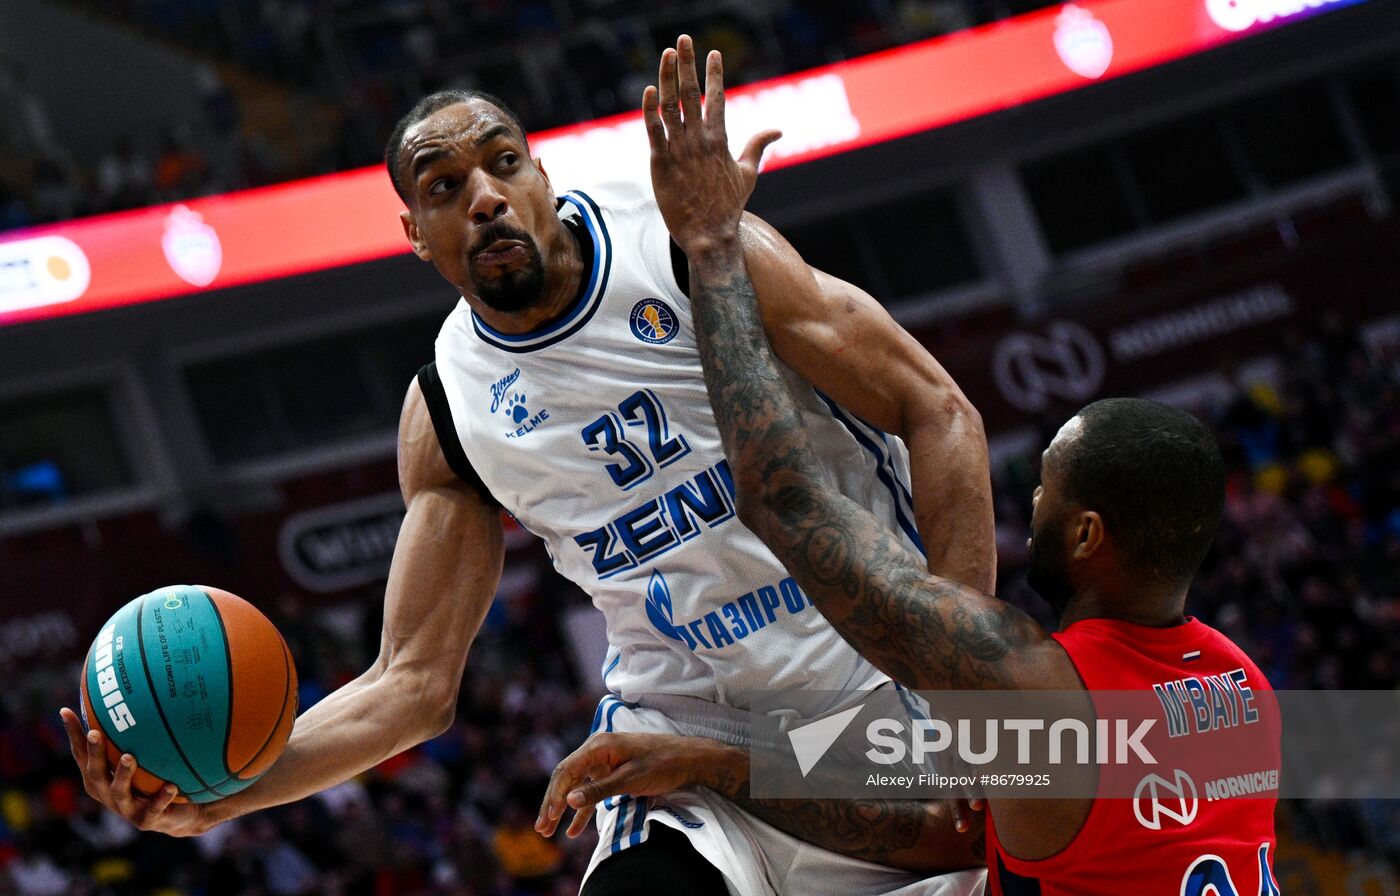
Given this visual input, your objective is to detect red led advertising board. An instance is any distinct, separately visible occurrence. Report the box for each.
[0,0,1366,327]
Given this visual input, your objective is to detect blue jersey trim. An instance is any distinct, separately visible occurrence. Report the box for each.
[469,190,612,353]
[814,392,927,557]
[594,695,631,811]
[611,797,632,853]
[629,797,649,847]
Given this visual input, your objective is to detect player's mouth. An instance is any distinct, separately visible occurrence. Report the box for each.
[472,240,529,267]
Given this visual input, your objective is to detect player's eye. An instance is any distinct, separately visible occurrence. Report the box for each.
[497,152,519,171]
[428,177,456,196]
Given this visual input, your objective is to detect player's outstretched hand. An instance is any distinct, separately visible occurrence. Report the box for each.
[644,34,781,258]
[60,707,213,837]
[536,732,743,838]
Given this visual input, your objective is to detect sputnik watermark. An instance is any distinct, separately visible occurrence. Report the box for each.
[864,716,1156,767]
[783,699,1155,780]
[741,688,1385,801]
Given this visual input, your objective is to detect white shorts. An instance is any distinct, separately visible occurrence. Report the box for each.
[581,695,986,896]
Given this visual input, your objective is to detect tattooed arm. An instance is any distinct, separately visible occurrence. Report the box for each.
[639,38,1075,694]
[717,746,984,872]
[536,731,983,873]
[686,257,1072,691]
[641,34,1089,864]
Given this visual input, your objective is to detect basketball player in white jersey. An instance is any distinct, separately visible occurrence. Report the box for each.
[62,36,990,895]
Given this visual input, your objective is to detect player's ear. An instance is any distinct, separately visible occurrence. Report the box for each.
[1071,510,1105,561]
[401,211,432,261]
[536,157,551,190]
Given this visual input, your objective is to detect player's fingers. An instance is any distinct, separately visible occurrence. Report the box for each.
[642,86,667,154]
[676,35,702,125]
[111,753,136,799]
[565,802,597,838]
[538,744,613,834]
[60,708,87,764]
[83,729,112,798]
[133,784,179,830]
[108,754,143,815]
[951,797,974,833]
[738,130,783,174]
[657,47,682,132]
[567,765,637,808]
[704,50,725,133]
[537,763,578,834]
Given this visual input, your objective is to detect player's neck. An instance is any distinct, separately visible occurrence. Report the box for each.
[1058,584,1188,630]
[471,219,585,334]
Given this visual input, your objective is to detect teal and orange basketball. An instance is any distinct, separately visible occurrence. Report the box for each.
[80,585,298,804]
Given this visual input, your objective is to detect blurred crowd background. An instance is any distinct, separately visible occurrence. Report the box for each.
[1,0,1398,894]
[3,320,1397,895]
[0,0,1059,232]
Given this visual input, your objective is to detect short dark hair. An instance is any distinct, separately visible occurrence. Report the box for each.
[1054,398,1226,586]
[384,89,529,202]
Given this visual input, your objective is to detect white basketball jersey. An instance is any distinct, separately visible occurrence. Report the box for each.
[428,180,925,710]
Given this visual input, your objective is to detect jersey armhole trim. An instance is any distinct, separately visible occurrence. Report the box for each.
[416,362,498,506]
[669,239,690,297]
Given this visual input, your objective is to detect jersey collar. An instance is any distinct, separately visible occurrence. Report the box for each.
[469,190,612,353]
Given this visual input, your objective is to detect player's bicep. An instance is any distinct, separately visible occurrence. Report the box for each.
[375,382,505,715]
[739,214,966,435]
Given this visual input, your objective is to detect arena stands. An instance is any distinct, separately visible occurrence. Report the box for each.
[1,1,1397,893]
[2,318,1398,894]
[1,0,1064,231]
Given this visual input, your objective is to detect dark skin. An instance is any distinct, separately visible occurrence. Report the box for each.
[540,41,1196,864]
[60,37,994,871]
[534,38,989,874]
[395,93,996,599]
[397,101,585,332]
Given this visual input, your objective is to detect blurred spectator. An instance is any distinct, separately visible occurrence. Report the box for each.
[0,320,1392,890]
[492,803,564,891]
[6,838,72,896]
[4,0,1076,233]
[153,130,212,200]
[95,138,154,213]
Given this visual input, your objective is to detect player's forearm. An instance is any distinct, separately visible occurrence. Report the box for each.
[699,741,982,873]
[202,666,447,827]
[688,246,1035,691]
[904,404,996,595]
[687,243,833,522]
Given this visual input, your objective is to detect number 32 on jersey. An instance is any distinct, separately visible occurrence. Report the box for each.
[573,390,738,579]
[580,390,691,491]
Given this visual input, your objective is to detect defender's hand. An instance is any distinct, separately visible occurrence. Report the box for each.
[60,707,214,837]
[644,35,781,257]
[950,797,986,834]
[536,732,741,838]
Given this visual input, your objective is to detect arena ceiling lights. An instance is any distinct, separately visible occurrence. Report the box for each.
[0,0,1368,328]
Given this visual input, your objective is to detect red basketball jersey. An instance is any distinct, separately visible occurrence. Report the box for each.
[986,617,1281,896]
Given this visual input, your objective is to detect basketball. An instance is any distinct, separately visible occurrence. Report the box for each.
[79,585,298,804]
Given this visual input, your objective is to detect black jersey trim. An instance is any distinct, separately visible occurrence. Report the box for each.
[416,362,497,505]
[669,239,690,298]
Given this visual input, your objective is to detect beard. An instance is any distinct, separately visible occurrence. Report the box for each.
[1027,514,1074,615]
[475,261,545,312]
[469,225,547,312]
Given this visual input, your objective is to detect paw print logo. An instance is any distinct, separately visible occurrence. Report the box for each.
[507,393,530,424]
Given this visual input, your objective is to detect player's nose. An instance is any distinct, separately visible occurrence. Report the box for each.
[466,171,507,224]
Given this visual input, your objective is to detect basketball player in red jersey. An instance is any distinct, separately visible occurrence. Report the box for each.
[540,47,1282,895]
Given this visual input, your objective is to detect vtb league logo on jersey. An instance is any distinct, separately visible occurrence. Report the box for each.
[489,368,550,439]
[629,299,679,345]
